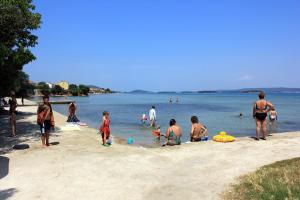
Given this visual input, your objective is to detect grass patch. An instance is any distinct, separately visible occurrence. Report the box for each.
[223,158,300,200]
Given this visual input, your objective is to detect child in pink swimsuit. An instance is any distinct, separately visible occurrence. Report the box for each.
[99,111,111,146]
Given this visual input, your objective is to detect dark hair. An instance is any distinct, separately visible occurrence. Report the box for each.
[191,116,198,124]
[43,95,49,100]
[259,91,265,99]
[152,106,155,109]
[103,111,109,116]
[169,119,176,126]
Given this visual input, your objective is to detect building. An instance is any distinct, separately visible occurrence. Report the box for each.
[57,81,69,90]
[46,82,54,89]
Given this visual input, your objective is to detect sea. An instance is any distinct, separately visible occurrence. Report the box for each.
[36,92,300,147]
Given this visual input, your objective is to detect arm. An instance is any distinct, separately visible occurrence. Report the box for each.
[266,101,274,112]
[253,103,256,118]
[165,128,170,138]
[190,125,195,138]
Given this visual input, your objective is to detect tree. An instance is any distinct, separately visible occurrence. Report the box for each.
[51,85,64,95]
[79,85,90,96]
[69,84,79,96]
[15,71,35,97]
[37,82,50,95]
[105,88,112,93]
[0,0,41,97]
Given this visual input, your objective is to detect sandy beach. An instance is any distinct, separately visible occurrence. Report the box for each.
[1,100,300,200]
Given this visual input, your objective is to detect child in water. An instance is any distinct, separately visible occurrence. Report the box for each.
[99,111,111,147]
[152,125,161,139]
[141,114,148,126]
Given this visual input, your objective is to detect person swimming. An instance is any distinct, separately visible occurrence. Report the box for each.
[239,113,243,119]
[253,91,274,140]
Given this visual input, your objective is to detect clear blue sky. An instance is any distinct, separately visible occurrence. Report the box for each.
[24,0,300,91]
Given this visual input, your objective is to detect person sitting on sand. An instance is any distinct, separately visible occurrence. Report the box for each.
[99,111,111,147]
[164,119,182,146]
[253,91,274,140]
[67,102,80,122]
[149,106,157,127]
[9,92,18,137]
[37,95,55,147]
[190,116,208,142]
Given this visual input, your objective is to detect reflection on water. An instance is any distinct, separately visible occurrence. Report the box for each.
[32,92,300,146]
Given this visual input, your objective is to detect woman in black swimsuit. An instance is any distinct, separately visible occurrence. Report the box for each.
[253,91,274,140]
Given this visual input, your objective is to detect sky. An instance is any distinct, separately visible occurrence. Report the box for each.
[24,0,300,91]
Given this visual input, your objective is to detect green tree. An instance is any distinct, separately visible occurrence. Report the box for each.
[0,0,41,97]
[37,82,50,95]
[79,85,90,96]
[51,85,64,95]
[69,84,79,96]
[105,88,112,93]
[15,71,34,97]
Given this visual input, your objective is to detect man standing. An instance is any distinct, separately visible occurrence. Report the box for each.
[9,92,17,137]
[149,106,157,127]
[37,96,55,147]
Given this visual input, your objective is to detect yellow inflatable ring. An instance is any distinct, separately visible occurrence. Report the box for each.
[213,131,235,143]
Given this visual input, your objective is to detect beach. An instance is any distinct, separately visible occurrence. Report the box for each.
[1,100,300,200]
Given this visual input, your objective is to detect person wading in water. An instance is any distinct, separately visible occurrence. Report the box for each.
[253,91,274,140]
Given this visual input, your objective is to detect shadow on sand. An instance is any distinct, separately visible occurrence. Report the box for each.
[0,188,18,200]
[0,156,9,179]
[0,111,41,154]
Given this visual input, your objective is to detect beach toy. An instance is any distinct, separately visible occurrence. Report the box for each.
[106,138,112,145]
[213,131,235,143]
[127,138,134,144]
[202,136,209,141]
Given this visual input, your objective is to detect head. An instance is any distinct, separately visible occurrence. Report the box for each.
[191,116,198,124]
[103,111,109,117]
[152,106,155,109]
[169,119,176,126]
[43,95,49,104]
[258,91,265,99]
[271,107,276,111]
[10,91,16,99]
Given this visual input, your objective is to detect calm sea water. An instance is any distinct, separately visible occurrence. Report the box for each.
[40,93,300,146]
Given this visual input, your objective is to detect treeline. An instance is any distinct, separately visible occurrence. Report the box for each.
[0,0,41,98]
[37,82,90,96]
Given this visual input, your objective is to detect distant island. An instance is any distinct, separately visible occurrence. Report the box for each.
[126,88,300,94]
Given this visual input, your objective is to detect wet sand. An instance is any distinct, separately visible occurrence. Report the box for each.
[1,100,300,200]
